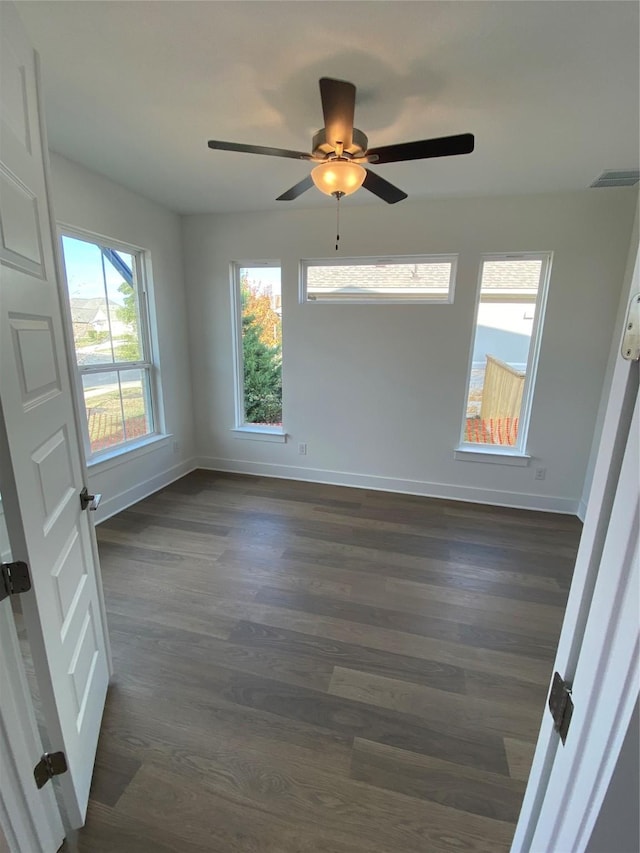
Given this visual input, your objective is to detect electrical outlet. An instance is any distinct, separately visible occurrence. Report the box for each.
[298,442,307,456]
[535,468,546,481]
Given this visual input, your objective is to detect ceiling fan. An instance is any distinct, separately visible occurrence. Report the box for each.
[208,77,474,204]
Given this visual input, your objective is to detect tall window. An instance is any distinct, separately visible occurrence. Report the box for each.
[461,253,551,453]
[231,263,283,431]
[60,232,157,458]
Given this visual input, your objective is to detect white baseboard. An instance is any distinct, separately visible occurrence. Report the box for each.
[195,456,579,515]
[577,498,588,522]
[95,457,197,523]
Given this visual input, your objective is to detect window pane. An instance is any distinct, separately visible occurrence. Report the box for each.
[83,369,152,454]
[83,371,124,454]
[305,257,455,301]
[62,236,143,365]
[62,235,115,365]
[239,267,282,426]
[104,250,143,363]
[121,368,153,440]
[464,259,544,447]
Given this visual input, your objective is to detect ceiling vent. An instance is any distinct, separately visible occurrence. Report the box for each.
[590,170,640,188]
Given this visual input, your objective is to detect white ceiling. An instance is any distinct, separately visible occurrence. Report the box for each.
[16,1,640,215]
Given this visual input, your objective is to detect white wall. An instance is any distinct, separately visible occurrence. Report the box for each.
[183,189,636,513]
[49,154,195,519]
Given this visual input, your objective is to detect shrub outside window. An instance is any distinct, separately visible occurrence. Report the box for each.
[60,232,157,458]
[461,253,552,453]
[301,255,457,303]
[231,262,283,431]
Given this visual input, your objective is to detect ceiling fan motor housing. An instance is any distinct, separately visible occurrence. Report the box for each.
[312,127,368,159]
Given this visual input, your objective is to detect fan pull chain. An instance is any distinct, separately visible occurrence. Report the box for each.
[335,192,341,251]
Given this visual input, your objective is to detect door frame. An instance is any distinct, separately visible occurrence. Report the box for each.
[511,237,640,850]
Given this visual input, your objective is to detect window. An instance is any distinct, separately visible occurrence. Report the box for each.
[60,232,157,458]
[460,253,552,454]
[231,263,283,434]
[301,255,457,303]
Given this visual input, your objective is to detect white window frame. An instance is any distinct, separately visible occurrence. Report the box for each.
[300,254,457,304]
[59,227,162,463]
[230,260,285,441]
[456,251,553,461]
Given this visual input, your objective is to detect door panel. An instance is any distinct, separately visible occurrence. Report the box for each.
[0,1,110,829]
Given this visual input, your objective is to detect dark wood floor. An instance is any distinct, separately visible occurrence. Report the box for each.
[74,471,582,852]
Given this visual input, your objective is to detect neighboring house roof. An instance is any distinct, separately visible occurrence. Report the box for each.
[69,297,121,325]
[307,262,451,292]
[481,259,542,295]
[307,259,541,296]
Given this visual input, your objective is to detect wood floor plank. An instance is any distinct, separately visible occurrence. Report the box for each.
[282,544,568,605]
[255,586,558,660]
[504,737,538,782]
[118,757,515,853]
[72,471,581,853]
[94,688,515,853]
[227,618,467,694]
[107,611,335,693]
[351,738,526,823]
[329,666,542,741]
[216,597,555,684]
[110,638,510,774]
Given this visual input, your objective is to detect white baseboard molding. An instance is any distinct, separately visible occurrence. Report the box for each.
[196,456,580,515]
[577,498,588,522]
[95,457,197,523]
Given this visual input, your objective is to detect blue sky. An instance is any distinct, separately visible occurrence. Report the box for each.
[61,235,131,305]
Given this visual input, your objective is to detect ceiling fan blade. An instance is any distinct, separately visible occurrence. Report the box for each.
[367,133,475,164]
[319,78,356,150]
[363,169,408,204]
[276,175,314,201]
[208,140,313,160]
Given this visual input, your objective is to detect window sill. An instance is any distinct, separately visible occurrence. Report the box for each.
[454,446,531,467]
[88,433,173,471]
[231,427,287,443]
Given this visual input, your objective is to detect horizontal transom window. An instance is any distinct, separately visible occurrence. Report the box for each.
[300,255,457,303]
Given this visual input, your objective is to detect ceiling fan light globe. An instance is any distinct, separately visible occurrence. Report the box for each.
[311,160,366,197]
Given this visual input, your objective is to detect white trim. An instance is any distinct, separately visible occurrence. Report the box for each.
[529,393,639,852]
[454,447,531,466]
[88,432,173,471]
[230,427,287,443]
[58,227,159,463]
[94,457,197,523]
[195,456,578,514]
[577,498,588,523]
[512,235,640,851]
[300,253,457,304]
[230,260,283,431]
[458,252,553,456]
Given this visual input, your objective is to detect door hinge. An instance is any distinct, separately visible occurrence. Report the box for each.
[0,561,31,603]
[33,751,68,789]
[549,671,574,745]
[79,486,101,512]
[621,292,640,361]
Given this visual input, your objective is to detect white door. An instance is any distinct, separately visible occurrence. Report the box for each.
[0,1,111,830]
[531,388,638,850]
[512,247,639,851]
[0,572,65,853]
